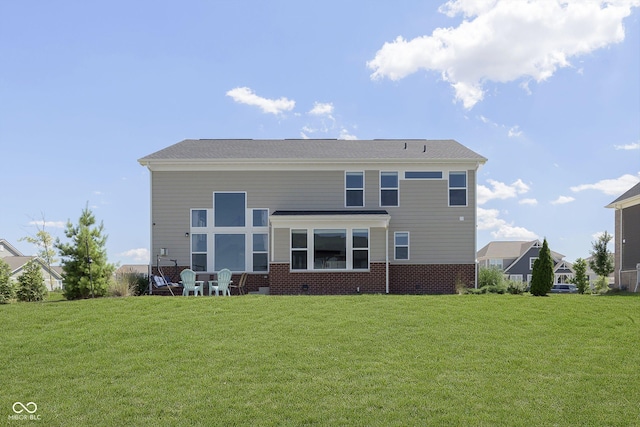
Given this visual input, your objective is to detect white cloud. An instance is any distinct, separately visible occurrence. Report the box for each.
[478,207,538,239]
[367,0,638,109]
[28,220,66,228]
[477,178,529,205]
[119,248,150,263]
[226,87,295,115]
[570,173,640,196]
[309,102,334,117]
[519,198,538,206]
[614,141,640,150]
[551,195,576,205]
[339,128,358,140]
[508,125,523,138]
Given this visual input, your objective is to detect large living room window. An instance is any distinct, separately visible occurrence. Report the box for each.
[345,172,364,207]
[190,193,269,272]
[291,228,370,270]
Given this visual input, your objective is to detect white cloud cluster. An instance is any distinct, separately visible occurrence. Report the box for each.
[28,220,66,228]
[478,207,538,240]
[477,178,529,205]
[309,102,334,117]
[551,195,576,205]
[570,173,640,196]
[119,248,150,263]
[367,0,638,109]
[226,87,295,115]
[614,141,640,150]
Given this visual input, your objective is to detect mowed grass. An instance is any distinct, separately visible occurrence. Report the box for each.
[2,294,639,426]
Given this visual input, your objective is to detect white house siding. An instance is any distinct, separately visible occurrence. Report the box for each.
[151,167,477,270]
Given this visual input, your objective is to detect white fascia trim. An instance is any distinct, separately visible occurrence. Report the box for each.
[270,214,391,229]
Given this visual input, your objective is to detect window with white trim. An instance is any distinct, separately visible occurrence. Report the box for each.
[345,172,364,207]
[449,171,467,206]
[394,232,409,260]
[380,171,399,206]
[489,259,503,269]
[405,171,443,179]
[189,193,269,272]
[529,257,538,270]
[290,228,370,270]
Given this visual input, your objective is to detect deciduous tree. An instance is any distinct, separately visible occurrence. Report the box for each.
[571,258,590,294]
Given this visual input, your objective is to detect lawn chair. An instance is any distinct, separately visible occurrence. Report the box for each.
[229,272,247,295]
[180,269,203,296]
[209,268,232,296]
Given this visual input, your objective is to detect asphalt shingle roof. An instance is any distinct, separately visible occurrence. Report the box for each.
[139,139,487,162]
[607,182,640,205]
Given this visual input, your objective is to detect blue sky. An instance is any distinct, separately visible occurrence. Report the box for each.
[2,0,639,266]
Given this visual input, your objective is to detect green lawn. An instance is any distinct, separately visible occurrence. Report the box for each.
[2,294,639,426]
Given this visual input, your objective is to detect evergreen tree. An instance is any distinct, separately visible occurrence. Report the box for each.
[56,205,115,300]
[589,231,614,279]
[16,259,47,302]
[0,258,15,303]
[530,238,554,296]
[571,258,590,294]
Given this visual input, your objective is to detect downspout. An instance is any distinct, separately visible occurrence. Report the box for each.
[618,206,623,289]
[385,225,389,294]
[474,164,479,289]
[147,165,153,295]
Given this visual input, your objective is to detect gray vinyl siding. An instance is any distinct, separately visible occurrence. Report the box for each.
[151,168,477,267]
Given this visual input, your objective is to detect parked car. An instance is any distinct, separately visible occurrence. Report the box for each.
[550,284,578,293]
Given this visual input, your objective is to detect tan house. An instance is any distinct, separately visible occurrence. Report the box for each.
[0,239,63,291]
[138,139,486,295]
[606,182,640,292]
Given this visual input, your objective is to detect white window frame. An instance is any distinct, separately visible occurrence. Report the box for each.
[290,228,370,271]
[448,171,468,207]
[380,171,399,207]
[345,171,365,207]
[529,257,538,270]
[394,231,410,260]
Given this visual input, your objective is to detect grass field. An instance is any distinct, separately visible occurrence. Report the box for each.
[2,293,639,426]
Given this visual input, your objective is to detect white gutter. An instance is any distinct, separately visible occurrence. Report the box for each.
[386,225,389,294]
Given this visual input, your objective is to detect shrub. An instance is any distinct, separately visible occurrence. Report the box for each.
[478,267,507,294]
[16,259,48,302]
[593,276,610,295]
[506,280,527,295]
[0,259,15,303]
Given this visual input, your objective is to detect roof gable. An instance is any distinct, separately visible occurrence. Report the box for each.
[606,181,640,209]
[0,239,24,257]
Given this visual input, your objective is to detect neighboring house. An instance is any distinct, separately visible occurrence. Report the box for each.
[138,139,487,295]
[115,264,149,278]
[0,238,63,291]
[477,240,574,285]
[606,181,640,292]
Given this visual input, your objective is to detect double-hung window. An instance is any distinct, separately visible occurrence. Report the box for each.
[394,232,409,260]
[449,172,467,206]
[352,229,369,269]
[346,172,364,207]
[291,229,308,270]
[380,172,399,206]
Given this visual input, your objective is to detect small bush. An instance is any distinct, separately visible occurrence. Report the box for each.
[593,276,610,295]
[0,258,14,303]
[16,259,48,302]
[506,280,527,295]
[478,267,508,294]
[110,272,149,297]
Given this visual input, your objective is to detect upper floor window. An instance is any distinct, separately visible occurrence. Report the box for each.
[214,192,246,227]
[449,172,467,206]
[345,172,364,207]
[405,171,443,179]
[380,172,399,206]
[489,259,503,270]
[529,257,538,270]
[191,209,207,227]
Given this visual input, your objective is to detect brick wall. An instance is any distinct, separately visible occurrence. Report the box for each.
[389,264,476,294]
[269,262,387,295]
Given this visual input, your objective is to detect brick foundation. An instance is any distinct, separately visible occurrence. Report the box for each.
[389,264,476,294]
[269,262,387,295]
[151,263,476,295]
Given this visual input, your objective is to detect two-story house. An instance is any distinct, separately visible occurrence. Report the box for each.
[606,181,640,292]
[477,240,574,285]
[0,238,63,291]
[138,139,487,295]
